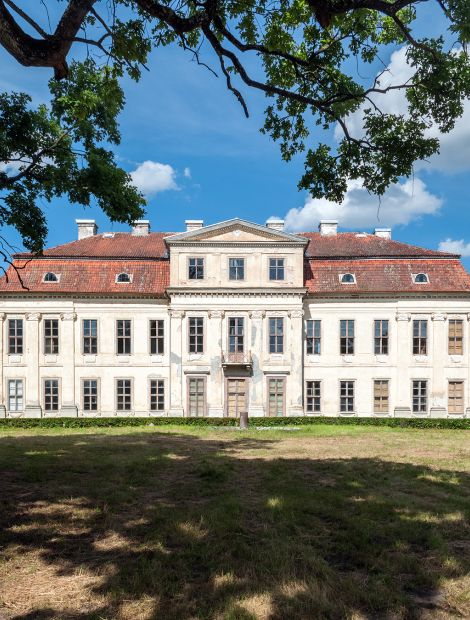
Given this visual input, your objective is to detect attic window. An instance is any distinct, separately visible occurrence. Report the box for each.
[116,273,132,283]
[340,273,356,284]
[414,273,429,284]
[43,272,59,283]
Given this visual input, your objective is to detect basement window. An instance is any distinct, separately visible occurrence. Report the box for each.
[116,273,132,283]
[413,273,429,284]
[340,273,356,284]
[43,272,59,283]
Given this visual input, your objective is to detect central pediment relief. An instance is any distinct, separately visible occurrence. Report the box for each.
[165,218,307,246]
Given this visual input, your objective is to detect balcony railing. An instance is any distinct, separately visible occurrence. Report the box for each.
[222,351,252,369]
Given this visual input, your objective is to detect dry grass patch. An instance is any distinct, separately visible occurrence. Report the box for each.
[0,426,469,619]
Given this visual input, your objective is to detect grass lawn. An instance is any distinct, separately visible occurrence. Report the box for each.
[0,425,469,619]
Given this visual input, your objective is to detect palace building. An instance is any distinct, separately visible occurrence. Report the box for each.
[0,217,469,418]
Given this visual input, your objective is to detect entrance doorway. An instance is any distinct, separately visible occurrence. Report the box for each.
[226,378,247,417]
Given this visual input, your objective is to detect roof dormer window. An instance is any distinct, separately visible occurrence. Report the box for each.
[414,273,429,284]
[340,273,356,284]
[43,272,59,283]
[116,273,132,283]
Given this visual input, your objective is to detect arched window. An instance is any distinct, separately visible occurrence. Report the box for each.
[414,273,429,284]
[43,272,59,282]
[116,273,131,283]
[340,273,356,284]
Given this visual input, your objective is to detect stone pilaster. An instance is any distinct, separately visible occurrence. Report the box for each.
[248,310,265,417]
[207,310,224,417]
[25,313,42,418]
[288,309,304,416]
[0,313,5,417]
[60,313,78,417]
[430,313,447,417]
[169,310,185,416]
[394,312,412,417]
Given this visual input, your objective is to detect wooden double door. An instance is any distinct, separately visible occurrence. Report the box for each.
[226,378,248,417]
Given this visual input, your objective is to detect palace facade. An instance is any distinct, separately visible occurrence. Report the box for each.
[0,217,469,418]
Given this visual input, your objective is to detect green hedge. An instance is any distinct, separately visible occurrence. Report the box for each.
[0,416,469,429]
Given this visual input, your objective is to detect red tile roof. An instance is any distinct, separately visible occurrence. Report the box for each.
[1,231,468,297]
[14,232,173,259]
[304,259,470,294]
[299,232,457,258]
[0,260,169,295]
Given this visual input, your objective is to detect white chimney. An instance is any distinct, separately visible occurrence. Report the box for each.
[76,219,97,240]
[374,228,392,240]
[319,220,338,236]
[266,218,285,231]
[132,220,150,236]
[185,219,204,232]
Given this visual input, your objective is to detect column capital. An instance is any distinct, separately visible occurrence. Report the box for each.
[289,310,304,319]
[395,312,410,322]
[169,309,185,319]
[208,310,224,319]
[60,312,77,321]
[0,312,5,322]
[26,312,41,321]
[431,313,447,321]
[249,310,265,319]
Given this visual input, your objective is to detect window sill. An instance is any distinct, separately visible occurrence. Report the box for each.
[44,355,58,364]
[449,355,464,363]
[413,356,428,363]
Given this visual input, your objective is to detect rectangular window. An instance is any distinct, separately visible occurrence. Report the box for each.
[340,320,355,355]
[150,320,164,355]
[268,378,285,416]
[373,379,389,414]
[188,257,204,280]
[44,379,59,412]
[448,319,463,355]
[189,317,204,354]
[413,320,428,355]
[83,379,98,412]
[150,379,165,411]
[374,320,389,355]
[83,319,98,354]
[228,317,244,353]
[8,379,23,412]
[8,319,23,354]
[116,379,132,411]
[448,380,464,414]
[188,377,205,416]
[412,379,427,413]
[306,320,321,355]
[269,317,284,354]
[269,258,285,281]
[116,320,131,355]
[44,319,59,355]
[340,380,355,413]
[229,258,245,280]
[306,380,321,413]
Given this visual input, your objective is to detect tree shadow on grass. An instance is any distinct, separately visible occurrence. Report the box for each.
[0,431,469,619]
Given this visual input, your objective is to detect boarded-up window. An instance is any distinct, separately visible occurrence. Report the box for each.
[268,378,285,416]
[448,381,464,414]
[373,379,389,414]
[188,377,205,417]
[448,320,463,355]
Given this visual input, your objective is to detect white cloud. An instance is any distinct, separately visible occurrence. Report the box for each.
[284,178,442,231]
[337,46,470,173]
[438,238,470,256]
[183,167,191,178]
[130,161,178,196]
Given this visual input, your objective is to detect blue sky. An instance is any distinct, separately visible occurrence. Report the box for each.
[2,4,470,267]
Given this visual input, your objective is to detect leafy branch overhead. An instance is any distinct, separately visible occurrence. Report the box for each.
[0,0,469,252]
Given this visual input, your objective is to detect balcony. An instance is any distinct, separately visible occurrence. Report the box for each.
[222,351,252,370]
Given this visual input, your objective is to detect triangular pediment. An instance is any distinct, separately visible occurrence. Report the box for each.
[165,219,307,245]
